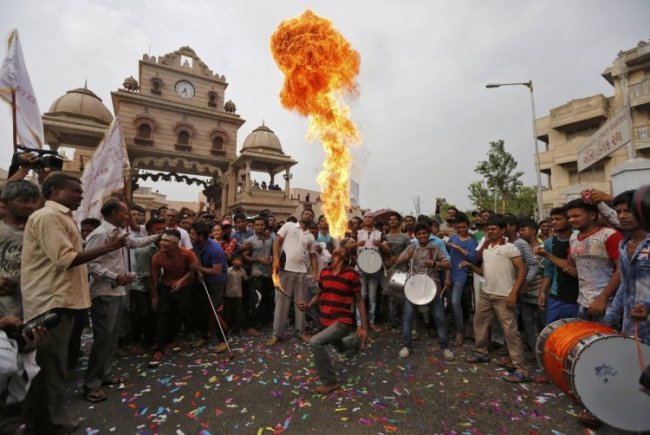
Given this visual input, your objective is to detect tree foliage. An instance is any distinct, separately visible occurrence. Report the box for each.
[474,140,523,211]
[468,140,536,216]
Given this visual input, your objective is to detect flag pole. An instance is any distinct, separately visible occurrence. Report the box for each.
[11,89,17,151]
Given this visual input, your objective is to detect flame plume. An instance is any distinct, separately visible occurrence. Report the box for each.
[271,10,361,238]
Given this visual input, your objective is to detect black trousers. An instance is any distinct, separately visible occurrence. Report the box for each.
[155,285,190,350]
[131,290,155,346]
[244,276,274,328]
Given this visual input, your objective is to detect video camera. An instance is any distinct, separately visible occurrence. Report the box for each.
[9,146,64,175]
[3,311,61,349]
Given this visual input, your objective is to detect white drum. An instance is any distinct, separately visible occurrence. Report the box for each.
[357,249,382,274]
[568,334,650,432]
[404,274,437,305]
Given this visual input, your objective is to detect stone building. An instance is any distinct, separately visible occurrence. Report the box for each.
[536,40,650,210]
[39,46,330,220]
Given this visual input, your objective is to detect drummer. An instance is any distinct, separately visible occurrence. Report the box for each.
[395,222,452,360]
[383,212,412,330]
[354,211,390,333]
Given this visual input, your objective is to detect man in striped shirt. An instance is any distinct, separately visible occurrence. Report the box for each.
[299,248,369,395]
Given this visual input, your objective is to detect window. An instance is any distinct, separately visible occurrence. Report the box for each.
[138,124,151,139]
[208,92,218,108]
[151,78,162,95]
[177,131,190,145]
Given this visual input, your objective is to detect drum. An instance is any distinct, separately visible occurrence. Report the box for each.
[357,249,382,274]
[404,274,437,305]
[537,319,650,432]
[388,270,408,299]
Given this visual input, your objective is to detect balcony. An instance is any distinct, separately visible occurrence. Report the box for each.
[630,80,650,109]
[549,94,608,131]
[634,123,650,150]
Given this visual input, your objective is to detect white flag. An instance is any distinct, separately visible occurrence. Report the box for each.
[74,118,130,222]
[0,29,44,149]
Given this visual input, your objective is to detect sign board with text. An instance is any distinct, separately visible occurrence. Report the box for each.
[577,108,631,172]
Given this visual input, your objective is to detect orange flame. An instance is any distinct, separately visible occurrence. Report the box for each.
[271,10,360,238]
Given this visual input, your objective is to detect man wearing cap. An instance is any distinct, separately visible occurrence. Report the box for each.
[269,209,318,346]
[355,211,390,333]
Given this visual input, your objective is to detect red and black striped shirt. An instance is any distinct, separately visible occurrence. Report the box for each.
[318,266,360,326]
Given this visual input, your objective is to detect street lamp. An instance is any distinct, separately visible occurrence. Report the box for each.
[486,81,545,220]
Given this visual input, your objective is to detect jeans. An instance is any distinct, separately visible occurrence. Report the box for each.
[308,322,357,386]
[402,295,448,349]
[450,280,466,334]
[519,301,544,350]
[577,304,607,323]
[545,296,579,324]
[308,285,320,330]
[358,271,380,325]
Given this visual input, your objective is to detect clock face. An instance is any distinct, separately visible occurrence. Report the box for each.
[175,80,195,98]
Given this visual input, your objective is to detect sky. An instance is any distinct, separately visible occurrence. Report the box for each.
[1,0,649,216]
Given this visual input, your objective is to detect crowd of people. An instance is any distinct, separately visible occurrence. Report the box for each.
[1,167,649,433]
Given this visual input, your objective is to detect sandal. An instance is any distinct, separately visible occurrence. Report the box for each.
[314,383,341,395]
[577,409,601,428]
[465,353,490,363]
[496,357,516,370]
[502,371,531,383]
[102,376,124,386]
[84,389,107,403]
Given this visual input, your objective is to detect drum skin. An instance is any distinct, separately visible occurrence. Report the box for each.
[537,318,650,431]
[357,249,382,274]
[403,274,436,305]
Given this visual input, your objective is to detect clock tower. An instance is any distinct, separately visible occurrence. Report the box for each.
[111,46,245,213]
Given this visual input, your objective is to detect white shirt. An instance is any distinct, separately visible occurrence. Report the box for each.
[278,223,315,274]
[482,242,521,297]
[87,221,159,298]
[356,228,383,252]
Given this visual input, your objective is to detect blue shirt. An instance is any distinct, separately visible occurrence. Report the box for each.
[193,239,227,283]
[411,235,449,259]
[605,234,650,344]
[447,234,478,285]
[232,229,254,245]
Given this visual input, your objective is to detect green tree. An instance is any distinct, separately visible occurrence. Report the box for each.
[467,181,496,212]
[508,186,537,217]
[474,140,523,213]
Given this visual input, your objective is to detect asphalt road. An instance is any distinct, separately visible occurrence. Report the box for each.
[63,327,631,434]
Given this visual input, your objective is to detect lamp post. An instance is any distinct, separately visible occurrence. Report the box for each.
[486,81,545,220]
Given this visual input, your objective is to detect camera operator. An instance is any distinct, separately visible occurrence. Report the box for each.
[0,180,41,318]
[20,172,128,434]
[0,316,47,434]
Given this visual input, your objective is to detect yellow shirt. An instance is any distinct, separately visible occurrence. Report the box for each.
[21,200,90,321]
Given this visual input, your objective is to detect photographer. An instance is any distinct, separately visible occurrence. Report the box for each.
[2,149,62,189]
[0,316,47,434]
[0,180,41,318]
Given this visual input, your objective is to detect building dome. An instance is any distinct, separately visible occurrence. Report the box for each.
[47,87,113,125]
[241,124,283,153]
